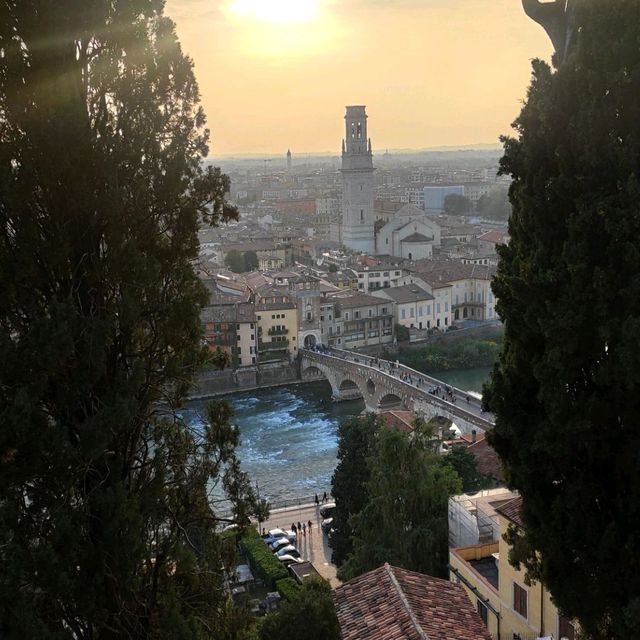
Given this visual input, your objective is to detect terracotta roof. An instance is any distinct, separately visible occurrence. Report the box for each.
[477,229,509,245]
[466,436,505,483]
[495,496,524,528]
[380,410,416,434]
[332,563,494,640]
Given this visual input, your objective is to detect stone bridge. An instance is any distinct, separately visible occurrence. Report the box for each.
[300,348,494,435]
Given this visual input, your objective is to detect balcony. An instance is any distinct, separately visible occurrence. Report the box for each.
[258,338,290,352]
[268,327,289,336]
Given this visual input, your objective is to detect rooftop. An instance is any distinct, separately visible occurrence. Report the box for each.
[332,563,493,640]
[495,496,524,528]
[374,284,434,304]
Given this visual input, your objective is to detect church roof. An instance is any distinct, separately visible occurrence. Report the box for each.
[401,232,433,243]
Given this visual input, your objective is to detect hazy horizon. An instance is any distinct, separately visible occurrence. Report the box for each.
[166,0,552,156]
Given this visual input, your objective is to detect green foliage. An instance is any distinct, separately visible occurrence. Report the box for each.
[476,186,512,221]
[441,446,496,492]
[240,536,288,587]
[258,577,339,640]
[485,2,640,637]
[328,263,338,273]
[337,421,462,581]
[274,577,302,602]
[330,414,381,567]
[395,323,410,342]
[244,251,259,272]
[0,1,268,637]
[225,249,246,273]
[444,193,472,215]
[397,338,502,372]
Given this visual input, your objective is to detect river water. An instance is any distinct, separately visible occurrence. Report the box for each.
[185,369,492,504]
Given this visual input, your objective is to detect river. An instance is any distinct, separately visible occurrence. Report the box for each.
[185,369,491,504]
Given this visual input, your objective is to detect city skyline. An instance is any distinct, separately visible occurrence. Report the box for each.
[165,0,553,156]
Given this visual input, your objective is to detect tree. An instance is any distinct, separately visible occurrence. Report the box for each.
[441,445,495,493]
[330,414,380,567]
[338,421,461,581]
[484,2,640,637]
[258,577,340,640]
[476,186,512,221]
[244,250,259,272]
[225,249,246,273]
[394,323,410,342]
[0,2,260,637]
[443,193,472,215]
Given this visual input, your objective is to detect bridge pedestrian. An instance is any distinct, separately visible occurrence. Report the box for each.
[322,491,327,503]
[315,493,319,506]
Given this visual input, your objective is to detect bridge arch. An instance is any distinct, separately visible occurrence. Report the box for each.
[302,365,325,380]
[378,393,408,411]
[339,379,359,391]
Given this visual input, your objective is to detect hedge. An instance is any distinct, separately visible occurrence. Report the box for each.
[275,577,302,602]
[240,533,288,587]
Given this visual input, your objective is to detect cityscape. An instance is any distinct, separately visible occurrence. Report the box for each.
[0,2,636,640]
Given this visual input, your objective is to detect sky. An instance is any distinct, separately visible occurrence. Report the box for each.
[164,0,553,157]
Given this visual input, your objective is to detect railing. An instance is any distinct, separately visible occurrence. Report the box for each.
[268,327,289,336]
[301,348,494,429]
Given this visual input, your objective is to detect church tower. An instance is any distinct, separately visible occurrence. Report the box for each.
[341,105,375,254]
[286,148,292,173]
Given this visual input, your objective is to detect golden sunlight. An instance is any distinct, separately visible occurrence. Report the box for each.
[228,0,320,25]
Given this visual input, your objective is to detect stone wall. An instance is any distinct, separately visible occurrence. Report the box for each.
[190,361,301,399]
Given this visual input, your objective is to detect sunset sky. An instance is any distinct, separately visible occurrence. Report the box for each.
[164,0,553,156]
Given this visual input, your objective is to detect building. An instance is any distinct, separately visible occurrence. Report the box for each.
[449,494,577,640]
[424,185,465,213]
[341,106,375,254]
[200,302,257,367]
[323,293,394,349]
[353,264,405,293]
[286,148,292,173]
[371,283,435,331]
[333,563,493,640]
[255,287,298,362]
[376,203,441,260]
[476,229,510,254]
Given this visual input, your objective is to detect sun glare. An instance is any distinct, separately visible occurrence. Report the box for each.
[228,0,320,25]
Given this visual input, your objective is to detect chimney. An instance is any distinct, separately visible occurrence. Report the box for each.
[471,430,477,443]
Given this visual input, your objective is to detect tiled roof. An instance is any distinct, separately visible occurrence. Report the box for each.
[373,284,434,304]
[332,563,494,640]
[401,232,434,243]
[495,496,524,528]
[334,293,390,309]
[477,229,509,244]
[466,436,505,483]
[379,410,416,434]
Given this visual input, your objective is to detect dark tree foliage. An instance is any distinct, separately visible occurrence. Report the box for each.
[476,186,512,221]
[443,193,472,215]
[243,251,259,272]
[337,421,461,582]
[485,2,640,637]
[258,577,340,640]
[330,414,380,567]
[441,446,496,493]
[225,249,246,273]
[0,1,261,638]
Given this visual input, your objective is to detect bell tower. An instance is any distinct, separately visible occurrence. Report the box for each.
[341,105,375,254]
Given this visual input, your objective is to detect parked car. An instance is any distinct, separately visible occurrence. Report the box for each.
[275,545,300,559]
[320,502,336,519]
[271,537,293,552]
[262,528,296,545]
[321,517,333,533]
[278,555,304,566]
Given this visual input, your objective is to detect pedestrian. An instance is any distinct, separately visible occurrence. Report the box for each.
[308,519,312,532]
[315,493,319,506]
[298,521,302,533]
[322,491,327,503]
[292,523,297,535]
[466,396,470,404]
[262,528,266,536]
[302,522,306,536]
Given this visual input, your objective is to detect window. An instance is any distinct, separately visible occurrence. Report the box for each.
[358,273,364,279]
[360,209,364,221]
[445,302,449,312]
[382,308,387,315]
[477,601,488,627]
[355,311,360,319]
[383,272,389,277]
[237,324,240,330]
[559,616,576,640]
[257,315,261,320]
[427,305,431,315]
[237,347,241,355]
[395,271,400,276]
[401,309,406,319]
[436,303,441,314]
[386,238,389,244]
[345,312,349,320]
[368,309,372,317]
[272,314,276,319]
[410,308,414,317]
[250,334,254,340]
[513,582,528,619]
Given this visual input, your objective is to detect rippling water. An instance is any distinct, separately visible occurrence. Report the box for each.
[184,381,364,503]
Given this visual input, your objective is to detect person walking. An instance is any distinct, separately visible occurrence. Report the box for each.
[302,522,306,536]
[298,521,302,533]
[292,523,297,535]
[322,491,327,503]
[307,520,312,533]
[314,493,319,506]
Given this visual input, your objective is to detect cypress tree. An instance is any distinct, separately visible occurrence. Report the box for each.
[0,1,258,637]
[485,1,640,637]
